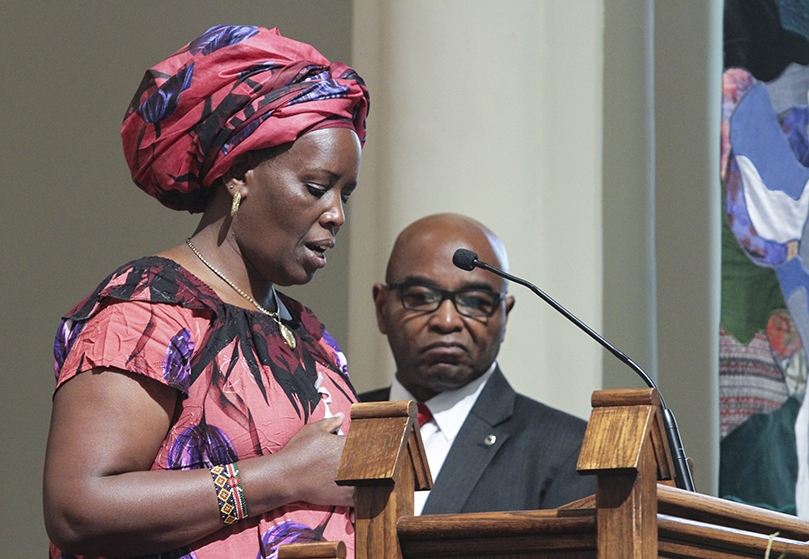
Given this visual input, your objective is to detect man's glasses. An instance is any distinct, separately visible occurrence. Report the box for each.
[386,283,505,318]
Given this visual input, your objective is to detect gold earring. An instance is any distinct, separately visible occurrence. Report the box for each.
[230,191,242,217]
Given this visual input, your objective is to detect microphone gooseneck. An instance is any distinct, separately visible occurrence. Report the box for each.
[452,247,696,492]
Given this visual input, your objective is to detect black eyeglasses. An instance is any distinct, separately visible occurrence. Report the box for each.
[386,283,505,318]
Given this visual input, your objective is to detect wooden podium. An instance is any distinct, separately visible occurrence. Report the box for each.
[278,390,809,558]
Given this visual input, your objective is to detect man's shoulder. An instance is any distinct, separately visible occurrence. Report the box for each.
[511,391,588,430]
[484,366,587,428]
[359,386,391,402]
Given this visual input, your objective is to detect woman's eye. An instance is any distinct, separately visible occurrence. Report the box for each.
[341,186,356,204]
[306,184,327,198]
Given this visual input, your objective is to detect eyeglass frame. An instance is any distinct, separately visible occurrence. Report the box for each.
[385,281,507,318]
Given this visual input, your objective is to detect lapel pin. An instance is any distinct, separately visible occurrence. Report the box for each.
[484,434,496,446]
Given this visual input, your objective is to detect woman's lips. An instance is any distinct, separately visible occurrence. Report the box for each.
[305,241,333,268]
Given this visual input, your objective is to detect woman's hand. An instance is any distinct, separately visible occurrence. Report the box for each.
[270,415,355,507]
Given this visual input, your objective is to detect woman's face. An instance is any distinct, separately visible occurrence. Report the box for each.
[234,127,362,286]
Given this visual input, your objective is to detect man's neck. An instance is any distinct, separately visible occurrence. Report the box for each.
[390,363,497,407]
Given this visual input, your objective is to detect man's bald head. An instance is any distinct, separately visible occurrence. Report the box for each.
[385,213,509,284]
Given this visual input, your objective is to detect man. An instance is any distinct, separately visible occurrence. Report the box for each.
[363,213,594,515]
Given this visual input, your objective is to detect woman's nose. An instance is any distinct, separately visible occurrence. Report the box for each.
[321,194,345,232]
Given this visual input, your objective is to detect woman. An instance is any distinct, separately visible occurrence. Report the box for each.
[44,25,369,559]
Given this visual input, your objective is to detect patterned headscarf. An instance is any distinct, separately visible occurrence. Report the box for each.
[121,25,369,213]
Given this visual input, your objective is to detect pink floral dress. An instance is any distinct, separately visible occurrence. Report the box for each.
[52,256,356,559]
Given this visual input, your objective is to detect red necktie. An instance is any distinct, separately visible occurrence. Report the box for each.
[417,402,433,427]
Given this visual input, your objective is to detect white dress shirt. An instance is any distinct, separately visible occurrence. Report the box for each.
[389,363,497,515]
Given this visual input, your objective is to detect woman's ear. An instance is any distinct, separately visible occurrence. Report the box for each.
[221,153,252,186]
[220,154,252,218]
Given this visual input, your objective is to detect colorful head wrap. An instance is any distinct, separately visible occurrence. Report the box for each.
[121,25,369,213]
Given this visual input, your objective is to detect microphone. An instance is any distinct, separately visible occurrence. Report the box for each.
[452,247,696,492]
[452,248,479,271]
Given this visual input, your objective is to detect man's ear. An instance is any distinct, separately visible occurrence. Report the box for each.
[504,294,515,317]
[499,295,516,342]
[372,283,389,334]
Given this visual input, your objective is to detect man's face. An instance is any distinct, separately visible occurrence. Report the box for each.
[373,219,515,402]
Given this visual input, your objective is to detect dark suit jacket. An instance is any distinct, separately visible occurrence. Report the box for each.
[360,366,595,514]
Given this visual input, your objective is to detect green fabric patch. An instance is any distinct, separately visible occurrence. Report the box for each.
[719,396,800,513]
[720,213,787,345]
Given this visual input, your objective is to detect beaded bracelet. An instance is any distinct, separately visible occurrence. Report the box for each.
[210,463,248,525]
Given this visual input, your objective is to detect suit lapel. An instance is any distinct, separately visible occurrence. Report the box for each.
[421,366,516,514]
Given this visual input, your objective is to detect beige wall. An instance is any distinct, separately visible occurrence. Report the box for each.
[653,0,722,495]
[1,1,722,555]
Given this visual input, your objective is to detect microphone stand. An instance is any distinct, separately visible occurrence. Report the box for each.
[470,256,696,492]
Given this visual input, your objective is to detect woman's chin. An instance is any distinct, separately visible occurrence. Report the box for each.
[272,268,318,287]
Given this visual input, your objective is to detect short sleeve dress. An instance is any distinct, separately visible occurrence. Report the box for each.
[51,256,357,559]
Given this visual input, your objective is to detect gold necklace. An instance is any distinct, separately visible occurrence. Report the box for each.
[185,238,297,349]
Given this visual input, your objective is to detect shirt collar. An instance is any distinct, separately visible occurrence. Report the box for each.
[390,362,497,441]
[272,288,292,321]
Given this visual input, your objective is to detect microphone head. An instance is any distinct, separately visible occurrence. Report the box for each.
[452,248,479,271]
